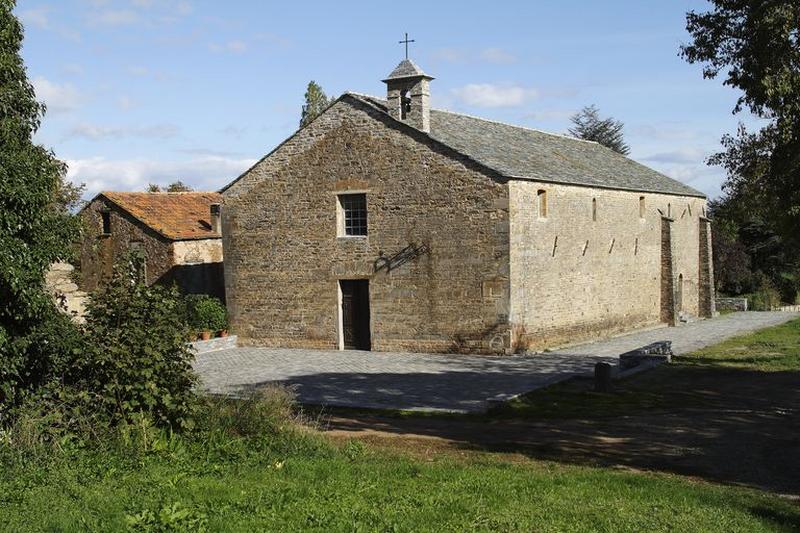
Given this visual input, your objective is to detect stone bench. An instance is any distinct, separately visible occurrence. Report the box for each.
[618,341,673,370]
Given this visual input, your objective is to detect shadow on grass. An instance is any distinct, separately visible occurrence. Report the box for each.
[235,364,800,496]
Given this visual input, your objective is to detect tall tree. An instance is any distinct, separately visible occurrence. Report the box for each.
[0,0,81,407]
[568,105,630,155]
[681,1,800,251]
[299,81,332,128]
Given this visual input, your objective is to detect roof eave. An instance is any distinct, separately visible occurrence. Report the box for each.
[504,174,706,199]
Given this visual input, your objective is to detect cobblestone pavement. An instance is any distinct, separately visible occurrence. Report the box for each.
[193,312,798,413]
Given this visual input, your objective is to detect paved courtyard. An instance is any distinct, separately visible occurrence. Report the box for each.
[193,311,798,413]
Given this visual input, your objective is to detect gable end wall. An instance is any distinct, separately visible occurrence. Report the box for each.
[222,99,511,353]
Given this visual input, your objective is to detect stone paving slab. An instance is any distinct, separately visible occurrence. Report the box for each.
[193,312,799,413]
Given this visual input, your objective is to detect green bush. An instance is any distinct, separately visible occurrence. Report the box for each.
[71,265,198,430]
[748,289,781,311]
[0,307,84,418]
[185,295,228,333]
[196,385,299,438]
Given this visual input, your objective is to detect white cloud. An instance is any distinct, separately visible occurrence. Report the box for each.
[451,83,538,108]
[479,47,516,64]
[65,155,256,196]
[61,63,85,76]
[67,123,179,140]
[209,40,248,54]
[126,65,150,76]
[431,47,465,64]
[643,148,708,165]
[431,47,516,65]
[32,77,83,113]
[219,125,247,139]
[117,95,136,110]
[87,9,139,27]
[20,7,51,29]
[525,109,575,122]
[175,1,192,16]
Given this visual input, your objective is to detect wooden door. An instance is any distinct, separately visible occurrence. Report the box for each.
[340,280,371,350]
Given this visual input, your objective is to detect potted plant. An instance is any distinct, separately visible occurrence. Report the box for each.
[187,295,228,340]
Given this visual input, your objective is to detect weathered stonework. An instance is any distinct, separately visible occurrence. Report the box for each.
[80,197,173,290]
[79,197,225,300]
[698,217,716,317]
[45,262,88,322]
[223,95,712,354]
[509,182,706,350]
[223,98,510,353]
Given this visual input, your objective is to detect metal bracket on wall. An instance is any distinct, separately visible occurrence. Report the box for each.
[373,242,430,273]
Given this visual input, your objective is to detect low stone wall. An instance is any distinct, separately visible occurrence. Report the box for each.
[715,297,748,312]
[189,335,238,354]
[45,262,89,323]
[775,304,800,312]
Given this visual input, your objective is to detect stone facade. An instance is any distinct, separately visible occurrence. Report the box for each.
[223,95,713,353]
[223,99,511,352]
[79,196,225,300]
[222,63,714,354]
[508,182,708,350]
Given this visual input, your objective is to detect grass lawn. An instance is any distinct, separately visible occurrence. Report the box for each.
[502,317,800,419]
[1,436,799,532]
[2,318,800,532]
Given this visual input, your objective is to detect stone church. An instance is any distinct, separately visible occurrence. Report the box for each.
[221,59,714,353]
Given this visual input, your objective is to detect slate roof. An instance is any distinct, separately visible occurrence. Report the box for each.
[347,93,705,198]
[99,192,222,240]
[383,59,433,81]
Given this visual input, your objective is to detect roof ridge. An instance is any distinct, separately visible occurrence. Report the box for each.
[344,92,599,147]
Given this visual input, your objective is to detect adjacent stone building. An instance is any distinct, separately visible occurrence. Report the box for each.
[221,59,714,353]
[79,192,225,301]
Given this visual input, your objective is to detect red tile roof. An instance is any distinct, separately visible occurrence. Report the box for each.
[100,192,222,240]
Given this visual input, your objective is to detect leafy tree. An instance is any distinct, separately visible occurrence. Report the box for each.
[568,105,630,155]
[681,1,800,300]
[146,181,193,193]
[166,180,192,192]
[299,81,332,128]
[0,0,81,409]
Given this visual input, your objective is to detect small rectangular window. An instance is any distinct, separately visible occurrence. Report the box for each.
[101,211,111,235]
[537,189,547,218]
[592,198,597,222]
[639,196,645,219]
[338,193,367,237]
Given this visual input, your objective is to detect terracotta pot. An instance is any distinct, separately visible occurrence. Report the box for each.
[218,330,229,338]
[200,330,212,341]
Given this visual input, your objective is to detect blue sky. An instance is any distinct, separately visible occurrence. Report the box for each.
[18,0,755,199]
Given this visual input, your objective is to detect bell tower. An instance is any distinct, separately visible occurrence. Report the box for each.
[382,58,434,133]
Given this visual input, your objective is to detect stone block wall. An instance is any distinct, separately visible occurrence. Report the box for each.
[715,297,748,311]
[45,262,88,323]
[509,181,706,351]
[223,97,511,353]
[79,197,173,291]
[661,217,677,325]
[698,217,716,317]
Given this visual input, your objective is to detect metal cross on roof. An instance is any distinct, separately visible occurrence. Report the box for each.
[399,32,415,60]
